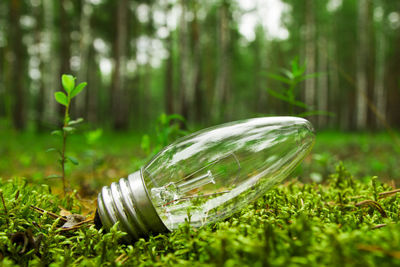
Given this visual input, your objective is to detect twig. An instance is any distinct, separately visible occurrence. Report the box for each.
[355,200,387,218]
[29,205,68,222]
[59,218,94,231]
[0,190,7,214]
[357,244,400,259]
[372,224,387,229]
[115,253,129,264]
[379,189,400,198]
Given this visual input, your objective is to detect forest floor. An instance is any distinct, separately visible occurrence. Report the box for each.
[1,130,400,266]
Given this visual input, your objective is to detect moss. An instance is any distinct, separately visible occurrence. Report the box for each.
[0,163,400,266]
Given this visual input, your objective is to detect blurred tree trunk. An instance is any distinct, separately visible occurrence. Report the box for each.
[254,26,268,114]
[317,37,328,127]
[86,45,99,124]
[304,0,316,116]
[34,0,46,130]
[9,0,26,130]
[355,0,369,130]
[111,0,129,129]
[165,31,174,115]
[164,4,174,115]
[0,1,9,120]
[328,40,340,128]
[76,0,92,118]
[58,0,72,123]
[192,1,203,123]
[42,0,58,126]
[387,28,400,127]
[373,7,386,129]
[178,0,195,120]
[214,0,231,121]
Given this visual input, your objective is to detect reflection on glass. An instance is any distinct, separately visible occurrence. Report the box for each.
[143,116,315,230]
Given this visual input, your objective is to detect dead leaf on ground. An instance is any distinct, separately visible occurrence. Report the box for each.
[10,229,42,256]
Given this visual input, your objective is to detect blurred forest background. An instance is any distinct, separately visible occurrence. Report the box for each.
[1,0,400,132]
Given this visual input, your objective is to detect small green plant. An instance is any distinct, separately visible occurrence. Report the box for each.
[266,58,333,117]
[141,113,188,156]
[48,74,87,195]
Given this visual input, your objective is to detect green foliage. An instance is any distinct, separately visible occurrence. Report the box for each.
[266,58,334,118]
[48,74,87,194]
[2,164,400,265]
[141,113,189,156]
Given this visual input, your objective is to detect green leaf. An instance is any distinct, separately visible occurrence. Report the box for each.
[62,74,75,94]
[46,174,62,179]
[267,73,293,85]
[51,130,63,136]
[267,88,309,109]
[63,126,75,133]
[70,82,87,98]
[46,148,57,153]
[67,156,79,165]
[54,92,68,106]
[67,118,84,126]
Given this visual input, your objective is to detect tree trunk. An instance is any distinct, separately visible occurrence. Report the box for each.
[355,0,369,130]
[86,45,98,124]
[164,19,174,115]
[178,0,193,120]
[76,0,92,117]
[374,9,386,129]
[58,0,72,124]
[0,1,10,120]
[9,0,26,130]
[42,0,58,126]
[214,0,231,121]
[110,0,129,129]
[329,41,340,129]
[191,1,203,123]
[317,37,328,128]
[33,0,45,130]
[304,0,316,114]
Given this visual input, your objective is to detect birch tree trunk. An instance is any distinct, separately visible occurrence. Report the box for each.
[0,1,7,119]
[317,37,328,127]
[192,2,203,123]
[59,0,72,105]
[178,0,193,120]
[10,0,26,130]
[329,40,340,128]
[164,5,174,115]
[33,0,46,130]
[111,0,129,129]
[304,0,316,113]
[374,9,386,129]
[76,0,92,117]
[355,0,369,130]
[214,0,230,121]
[86,45,98,124]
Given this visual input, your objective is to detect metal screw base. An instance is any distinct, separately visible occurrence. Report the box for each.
[97,170,169,241]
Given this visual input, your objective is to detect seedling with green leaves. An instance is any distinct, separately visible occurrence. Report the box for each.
[266,58,334,117]
[48,74,87,195]
[141,113,188,156]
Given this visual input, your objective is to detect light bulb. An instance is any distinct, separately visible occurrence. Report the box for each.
[95,116,315,240]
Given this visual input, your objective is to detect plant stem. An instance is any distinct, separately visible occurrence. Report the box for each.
[0,191,7,214]
[61,131,67,195]
[61,100,70,195]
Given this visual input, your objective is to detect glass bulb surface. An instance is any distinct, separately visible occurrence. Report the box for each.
[142,116,315,230]
[96,116,315,240]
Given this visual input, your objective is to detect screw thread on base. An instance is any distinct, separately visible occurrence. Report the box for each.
[96,170,168,241]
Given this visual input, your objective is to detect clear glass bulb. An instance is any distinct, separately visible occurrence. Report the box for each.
[96,117,315,240]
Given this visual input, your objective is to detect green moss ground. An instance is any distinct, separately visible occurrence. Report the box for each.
[1,131,400,266]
